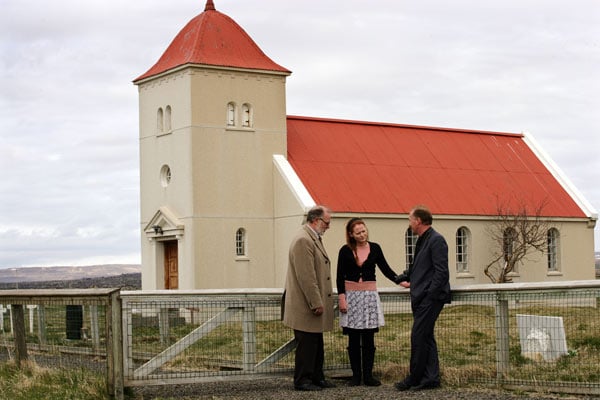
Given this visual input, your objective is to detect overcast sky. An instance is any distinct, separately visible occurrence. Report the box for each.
[1,0,598,269]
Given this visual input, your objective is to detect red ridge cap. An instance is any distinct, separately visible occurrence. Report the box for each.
[286,115,523,137]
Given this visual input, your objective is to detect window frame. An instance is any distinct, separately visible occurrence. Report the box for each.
[404,228,418,270]
[157,107,164,133]
[456,226,470,273]
[227,102,237,127]
[547,228,560,272]
[235,228,247,257]
[242,103,252,127]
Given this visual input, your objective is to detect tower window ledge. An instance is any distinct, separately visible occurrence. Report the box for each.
[225,127,255,133]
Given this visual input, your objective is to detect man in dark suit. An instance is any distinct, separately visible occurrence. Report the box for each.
[395,205,451,391]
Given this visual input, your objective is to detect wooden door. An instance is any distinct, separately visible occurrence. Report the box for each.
[164,241,179,289]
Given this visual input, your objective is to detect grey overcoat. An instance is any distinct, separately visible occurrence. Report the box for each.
[282,225,334,333]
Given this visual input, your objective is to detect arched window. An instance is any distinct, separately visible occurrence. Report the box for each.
[157,107,164,133]
[456,227,470,273]
[227,102,236,126]
[547,228,560,271]
[405,228,418,270]
[235,228,246,257]
[160,164,171,187]
[165,105,172,132]
[242,103,252,127]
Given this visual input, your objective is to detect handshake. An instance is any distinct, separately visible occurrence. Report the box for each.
[394,272,410,288]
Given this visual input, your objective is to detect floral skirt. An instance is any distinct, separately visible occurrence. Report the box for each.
[339,282,385,331]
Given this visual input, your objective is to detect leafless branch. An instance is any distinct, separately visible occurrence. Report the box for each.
[484,197,552,283]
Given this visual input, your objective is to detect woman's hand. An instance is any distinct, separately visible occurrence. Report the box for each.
[399,281,410,288]
[338,293,348,313]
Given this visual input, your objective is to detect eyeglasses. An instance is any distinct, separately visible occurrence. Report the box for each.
[319,218,331,226]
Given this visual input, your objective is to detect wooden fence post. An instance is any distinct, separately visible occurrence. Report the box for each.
[90,305,101,350]
[159,308,170,346]
[106,291,124,400]
[242,306,257,370]
[495,295,510,382]
[10,304,28,367]
[37,305,47,345]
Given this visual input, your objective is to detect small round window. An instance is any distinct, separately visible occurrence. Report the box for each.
[160,165,171,187]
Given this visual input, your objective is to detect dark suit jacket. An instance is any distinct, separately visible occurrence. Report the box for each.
[403,227,451,306]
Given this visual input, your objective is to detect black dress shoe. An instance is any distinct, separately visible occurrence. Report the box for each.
[394,380,411,391]
[410,381,440,391]
[294,382,323,391]
[314,379,336,388]
[363,376,381,386]
[349,377,361,386]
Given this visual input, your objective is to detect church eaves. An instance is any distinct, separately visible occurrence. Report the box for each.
[134,0,290,83]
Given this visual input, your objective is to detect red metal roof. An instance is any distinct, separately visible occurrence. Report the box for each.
[134,0,290,82]
[286,116,586,218]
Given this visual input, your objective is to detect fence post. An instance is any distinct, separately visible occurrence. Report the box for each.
[495,294,510,382]
[27,305,37,334]
[242,306,257,370]
[10,304,28,367]
[90,305,101,350]
[159,308,170,346]
[37,305,47,345]
[123,301,133,381]
[106,290,124,400]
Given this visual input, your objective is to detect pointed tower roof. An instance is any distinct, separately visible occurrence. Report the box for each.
[134,0,290,83]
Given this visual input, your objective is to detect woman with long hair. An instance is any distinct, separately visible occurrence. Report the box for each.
[337,217,402,386]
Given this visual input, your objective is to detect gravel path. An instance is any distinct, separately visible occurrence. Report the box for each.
[132,376,598,400]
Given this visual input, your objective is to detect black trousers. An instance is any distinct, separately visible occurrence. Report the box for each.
[293,329,325,386]
[407,298,445,386]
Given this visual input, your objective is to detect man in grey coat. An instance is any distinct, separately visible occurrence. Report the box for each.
[283,205,335,391]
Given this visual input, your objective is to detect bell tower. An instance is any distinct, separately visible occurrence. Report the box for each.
[134,1,291,289]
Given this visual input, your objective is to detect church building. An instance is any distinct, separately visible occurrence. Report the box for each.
[133,1,597,290]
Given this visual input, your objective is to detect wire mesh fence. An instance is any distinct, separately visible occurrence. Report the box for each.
[0,289,122,398]
[120,283,600,396]
[1,282,599,398]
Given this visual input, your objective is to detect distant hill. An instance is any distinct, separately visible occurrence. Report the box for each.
[0,264,141,290]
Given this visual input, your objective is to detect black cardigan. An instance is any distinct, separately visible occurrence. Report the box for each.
[336,241,401,294]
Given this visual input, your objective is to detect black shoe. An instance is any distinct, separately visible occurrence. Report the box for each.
[294,383,323,391]
[410,381,440,391]
[363,376,381,386]
[349,377,361,386]
[394,380,411,391]
[313,379,336,388]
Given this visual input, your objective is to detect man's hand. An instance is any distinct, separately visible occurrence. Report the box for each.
[312,306,324,316]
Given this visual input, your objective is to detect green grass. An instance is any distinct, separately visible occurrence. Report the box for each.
[0,361,108,400]
[123,302,600,387]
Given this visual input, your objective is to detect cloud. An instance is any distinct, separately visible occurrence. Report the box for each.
[0,0,598,268]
